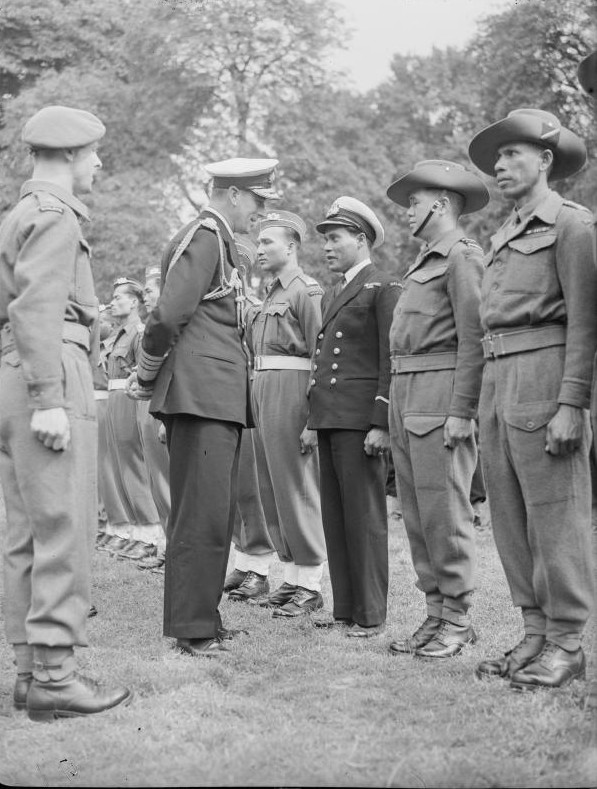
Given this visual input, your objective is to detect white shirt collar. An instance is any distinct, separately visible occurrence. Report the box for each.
[343,258,372,285]
[204,206,234,237]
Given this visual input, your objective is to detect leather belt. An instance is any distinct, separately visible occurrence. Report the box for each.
[0,321,91,354]
[253,355,312,372]
[391,351,457,374]
[108,379,128,391]
[481,324,566,359]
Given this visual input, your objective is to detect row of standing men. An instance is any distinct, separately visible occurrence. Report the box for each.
[0,50,596,721]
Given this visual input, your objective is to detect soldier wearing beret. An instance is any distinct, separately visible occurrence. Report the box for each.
[0,105,131,719]
[385,160,488,659]
[103,277,163,561]
[240,210,327,615]
[303,197,400,637]
[469,109,597,690]
[127,158,278,657]
[134,265,171,573]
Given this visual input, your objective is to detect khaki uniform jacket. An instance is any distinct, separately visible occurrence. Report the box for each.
[480,190,597,409]
[307,263,400,431]
[247,267,323,358]
[0,180,98,409]
[390,229,485,419]
[139,209,251,426]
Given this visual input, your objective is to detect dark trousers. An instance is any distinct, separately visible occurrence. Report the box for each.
[317,429,388,626]
[163,415,241,639]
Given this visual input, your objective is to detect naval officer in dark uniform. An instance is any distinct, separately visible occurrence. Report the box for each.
[303,197,400,637]
[127,158,278,657]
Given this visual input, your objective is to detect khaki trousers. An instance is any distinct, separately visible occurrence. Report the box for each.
[0,343,97,647]
[252,369,326,566]
[389,370,477,624]
[480,346,594,650]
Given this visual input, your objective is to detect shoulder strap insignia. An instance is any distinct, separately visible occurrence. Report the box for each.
[562,199,591,214]
[459,237,483,251]
[33,193,64,214]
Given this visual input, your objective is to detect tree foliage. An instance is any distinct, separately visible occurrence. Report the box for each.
[0,0,595,296]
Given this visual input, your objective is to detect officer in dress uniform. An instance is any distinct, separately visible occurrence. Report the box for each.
[225,235,278,600]
[0,105,131,720]
[303,197,401,637]
[103,277,162,561]
[384,160,489,658]
[244,210,327,616]
[468,109,597,690]
[127,158,278,657]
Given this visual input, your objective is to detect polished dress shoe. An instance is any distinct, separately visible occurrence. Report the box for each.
[415,620,477,658]
[510,642,586,691]
[346,622,386,638]
[475,634,545,680]
[96,535,128,554]
[118,543,157,562]
[27,673,133,722]
[176,637,229,657]
[224,568,248,592]
[13,673,33,710]
[257,582,298,608]
[389,616,441,654]
[312,611,352,628]
[228,571,269,602]
[272,587,323,617]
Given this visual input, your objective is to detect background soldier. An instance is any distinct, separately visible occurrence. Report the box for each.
[385,160,489,658]
[246,210,327,616]
[0,105,131,720]
[128,158,278,657]
[304,196,400,637]
[469,109,597,690]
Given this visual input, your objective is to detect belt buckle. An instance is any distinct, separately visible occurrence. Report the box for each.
[254,356,263,371]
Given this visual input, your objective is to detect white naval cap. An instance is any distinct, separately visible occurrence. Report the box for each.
[316,196,384,249]
[205,158,279,199]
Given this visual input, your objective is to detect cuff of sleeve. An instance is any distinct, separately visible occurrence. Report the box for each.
[370,398,389,429]
[26,379,65,410]
[558,380,591,410]
[137,348,164,384]
[448,394,479,420]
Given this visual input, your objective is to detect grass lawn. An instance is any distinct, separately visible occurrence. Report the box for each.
[0,504,595,788]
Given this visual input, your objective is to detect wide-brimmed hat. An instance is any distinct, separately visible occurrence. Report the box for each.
[468,108,586,181]
[578,50,597,97]
[386,160,489,214]
[316,196,384,249]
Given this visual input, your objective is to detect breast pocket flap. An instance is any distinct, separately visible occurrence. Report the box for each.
[508,233,556,255]
[265,303,290,317]
[404,414,446,437]
[408,265,448,284]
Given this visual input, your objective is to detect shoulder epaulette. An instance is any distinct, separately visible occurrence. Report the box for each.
[33,192,64,214]
[459,237,483,251]
[562,199,592,214]
[197,216,219,232]
[298,272,321,287]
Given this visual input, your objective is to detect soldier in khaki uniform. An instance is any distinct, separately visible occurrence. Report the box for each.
[469,109,597,690]
[245,210,327,616]
[0,106,131,720]
[104,277,162,561]
[385,160,489,658]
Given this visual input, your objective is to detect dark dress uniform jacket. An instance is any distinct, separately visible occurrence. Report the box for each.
[141,209,250,426]
[307,263,399,430]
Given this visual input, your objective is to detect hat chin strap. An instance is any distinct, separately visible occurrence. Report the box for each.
[412,199,442,238]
